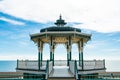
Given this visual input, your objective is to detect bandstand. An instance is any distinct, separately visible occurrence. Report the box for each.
[16,15,106,80]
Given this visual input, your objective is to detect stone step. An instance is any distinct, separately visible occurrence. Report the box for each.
[48,77,75,80]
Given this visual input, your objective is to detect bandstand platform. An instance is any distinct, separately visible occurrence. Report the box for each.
[16,15,106,80]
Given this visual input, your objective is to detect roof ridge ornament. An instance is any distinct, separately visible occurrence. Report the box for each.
[60,14,62,20]
[54,15,67,27]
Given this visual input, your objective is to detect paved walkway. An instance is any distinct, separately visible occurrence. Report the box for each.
[49,66,74,77]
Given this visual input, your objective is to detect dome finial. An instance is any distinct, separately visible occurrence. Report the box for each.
[60,14,62,20]
[54,15,67,27]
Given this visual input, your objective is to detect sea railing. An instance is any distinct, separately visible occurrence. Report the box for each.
[77,60,105,70]
[17,60,47,70]
[54,60,67,66]
[0,74,120,80]
[0,74,46,80]
[79,74,120,80]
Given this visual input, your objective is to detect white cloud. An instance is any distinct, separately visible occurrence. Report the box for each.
[0,17,24,25]
[0,0,120,32]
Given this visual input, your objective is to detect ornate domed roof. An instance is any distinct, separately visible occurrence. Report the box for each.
[40,15,81,32]
[40,26,81,32]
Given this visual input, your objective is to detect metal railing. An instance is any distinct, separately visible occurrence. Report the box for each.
[54,60,67,66]
[77,60,105,70]
[79,74,120,80]
[0,74,46,80]
[17,60,47,70]
[0,74,120,80]
[0,60,53,80]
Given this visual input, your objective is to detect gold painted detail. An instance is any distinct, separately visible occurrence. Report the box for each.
[71,37,80,42]
[41,37,50,43]
[54,37,67,43]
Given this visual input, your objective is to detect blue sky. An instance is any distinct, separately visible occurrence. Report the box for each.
[0,0,120,60]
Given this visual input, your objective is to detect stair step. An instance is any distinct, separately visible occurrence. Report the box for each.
[48,77,75,80]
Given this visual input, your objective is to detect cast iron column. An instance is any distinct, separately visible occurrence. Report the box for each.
[38,39,41,70]
[81,39,84,70]
[66,44,69,66]
[52,45,55,66]
[78,41,81,66]
[40,42,43,66]
[50,36,53,61]
[69,36,72,61]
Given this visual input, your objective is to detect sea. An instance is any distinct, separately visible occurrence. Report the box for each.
[0,60,120,72]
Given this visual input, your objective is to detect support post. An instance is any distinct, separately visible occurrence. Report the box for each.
[69,36,72,61]
[79,52,81,66]
[17,59,18,69]
[38,39,43,70]
[40,42,43,67]
[103,59,105,69]
[66,44,69,66]
[78,41,81,66]
[52,45,55,66]
[50,36,53,61]
[53,53,54,66]
[38,39,41,70]
[50,49,52,61]
[69,51,72,61]
[38,51,41,70]
[40,48,43,66]
[81,51,84,70]
[81,39,84,70]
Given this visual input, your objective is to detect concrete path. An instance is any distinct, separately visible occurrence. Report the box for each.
[49,66,74,77]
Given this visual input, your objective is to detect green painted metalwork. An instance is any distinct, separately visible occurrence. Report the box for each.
[50,36,53,61]
[38,39,41,70]
[38,52,41,70]
[0,74,46,80]
[50,52,52,61]
[53,53,54,66]
[79,74,120,80]
[75,60,78,80]
[67,53,69,66]
[17,59,18,68]
[103,59,106,69]
[54,15,66,26]
[81,51,84,70]
[81,39,84,70]
[40,27,81,32]
[41,52,42,66]
[69,51,72,61]
[79,52,81,66]
[0,78,46,80]
[45,60,49,79]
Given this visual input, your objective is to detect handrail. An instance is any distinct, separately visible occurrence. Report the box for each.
[75,60,78,80]
[69,60,78,80]
[45,60,53,80]
[45,60,49,80]
[69,60,75,74]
